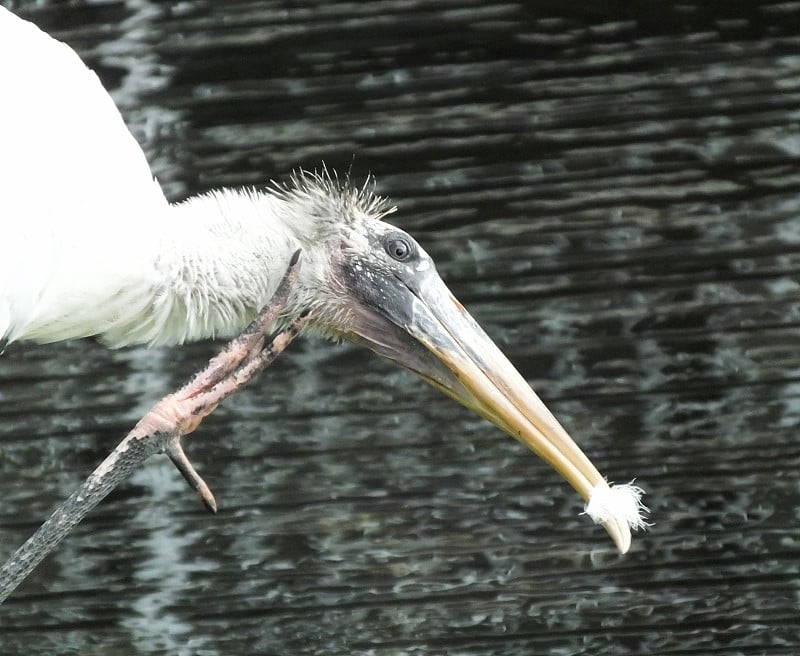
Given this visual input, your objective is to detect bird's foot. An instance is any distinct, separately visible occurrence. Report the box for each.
[167,438,218,512]
[133,250,308,512]
[0,253,308,605]
[183,249,303,394]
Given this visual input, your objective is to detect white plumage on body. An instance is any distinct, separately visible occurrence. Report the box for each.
[0,7,360,348]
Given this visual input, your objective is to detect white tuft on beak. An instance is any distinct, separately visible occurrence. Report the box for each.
[583,481,650,553]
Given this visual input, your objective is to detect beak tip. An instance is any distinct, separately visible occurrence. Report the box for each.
[584,481,649,554]
[604,518,632,554]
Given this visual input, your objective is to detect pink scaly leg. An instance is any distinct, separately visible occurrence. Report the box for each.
[156,309,308,512]
[0,250,307,604]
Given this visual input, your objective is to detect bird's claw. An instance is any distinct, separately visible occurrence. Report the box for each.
[166,438,218,513]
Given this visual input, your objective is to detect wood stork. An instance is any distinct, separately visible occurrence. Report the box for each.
[0,6,646,603]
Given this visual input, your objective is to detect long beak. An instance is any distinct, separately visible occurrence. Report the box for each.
[346,270,642,553]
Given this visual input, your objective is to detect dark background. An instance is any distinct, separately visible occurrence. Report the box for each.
[1,1,799,654]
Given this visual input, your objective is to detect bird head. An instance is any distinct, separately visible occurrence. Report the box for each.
[273,171,645,553]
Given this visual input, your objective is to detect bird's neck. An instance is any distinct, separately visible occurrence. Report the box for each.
[111,189,301,348]
[11,189,303,349]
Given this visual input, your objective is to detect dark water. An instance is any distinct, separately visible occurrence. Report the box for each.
[2,1,800,653]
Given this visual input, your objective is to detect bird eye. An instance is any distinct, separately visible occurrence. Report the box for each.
[385,234,413,262]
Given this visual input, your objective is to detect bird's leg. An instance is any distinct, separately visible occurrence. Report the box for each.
[167,440,218,512]
[180,248,303,394]
[125,248,305,511]
[156,309,310,512]
[0,252,309,605]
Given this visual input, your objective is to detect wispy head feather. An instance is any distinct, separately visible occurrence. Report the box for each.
[269,167,396,238]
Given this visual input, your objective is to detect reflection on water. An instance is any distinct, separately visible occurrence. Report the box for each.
[2,1,800,654]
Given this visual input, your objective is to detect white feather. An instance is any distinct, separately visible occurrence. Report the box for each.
[0,7,167,345]
[0,8,390,349]
[584,481,650,536]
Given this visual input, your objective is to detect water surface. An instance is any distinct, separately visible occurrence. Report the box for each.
[1,1,799,654]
